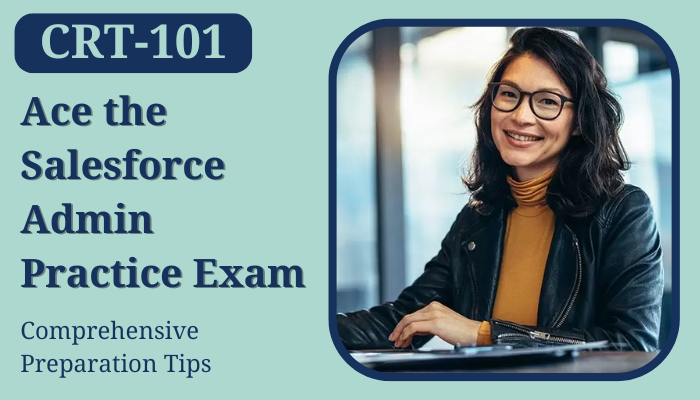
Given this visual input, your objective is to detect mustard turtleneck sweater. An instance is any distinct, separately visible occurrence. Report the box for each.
[476,169,556,345]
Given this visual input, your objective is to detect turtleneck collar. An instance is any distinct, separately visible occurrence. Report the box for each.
[506,168,555,216]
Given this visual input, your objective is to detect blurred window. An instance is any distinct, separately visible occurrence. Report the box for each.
[400,27,509,282]
[336,33,378,312]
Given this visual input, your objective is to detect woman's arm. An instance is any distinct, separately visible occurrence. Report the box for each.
[336,207,470,350]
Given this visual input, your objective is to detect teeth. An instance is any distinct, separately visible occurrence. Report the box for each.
[506,131,541,142]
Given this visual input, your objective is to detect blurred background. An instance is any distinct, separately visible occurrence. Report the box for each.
[335,27,672,349]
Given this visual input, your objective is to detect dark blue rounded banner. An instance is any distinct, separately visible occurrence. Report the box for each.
[15,14,252,73]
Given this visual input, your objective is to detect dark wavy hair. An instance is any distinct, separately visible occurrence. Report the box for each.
[465,27,630,218]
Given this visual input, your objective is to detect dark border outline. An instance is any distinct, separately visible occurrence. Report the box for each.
[328,19,679,381]
[14,13,253,73]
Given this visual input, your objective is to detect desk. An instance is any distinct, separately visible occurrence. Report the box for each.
[405,352,658,373]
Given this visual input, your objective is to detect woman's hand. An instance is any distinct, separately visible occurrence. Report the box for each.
[388,301,482,348]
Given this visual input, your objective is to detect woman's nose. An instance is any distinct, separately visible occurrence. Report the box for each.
[511,97,537,124]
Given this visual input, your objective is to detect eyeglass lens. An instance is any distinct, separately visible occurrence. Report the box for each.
[491,83,564,120]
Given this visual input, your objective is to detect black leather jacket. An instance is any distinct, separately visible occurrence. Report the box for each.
[337,185,664,351]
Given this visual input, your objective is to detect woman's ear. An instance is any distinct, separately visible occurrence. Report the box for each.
[572,128,580,136]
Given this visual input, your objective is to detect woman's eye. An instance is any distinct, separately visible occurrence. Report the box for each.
[540,98,560,107]
[500,91,517,98]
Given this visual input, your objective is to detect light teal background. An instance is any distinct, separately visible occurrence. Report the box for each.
[0,0,687,398]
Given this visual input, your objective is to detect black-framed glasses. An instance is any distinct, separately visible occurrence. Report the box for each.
[489,82,575,120]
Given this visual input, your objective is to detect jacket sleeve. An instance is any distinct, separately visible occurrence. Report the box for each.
[490,188,664,351]
[336,207,469,350]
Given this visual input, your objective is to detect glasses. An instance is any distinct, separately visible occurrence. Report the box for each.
[489,82,575,120]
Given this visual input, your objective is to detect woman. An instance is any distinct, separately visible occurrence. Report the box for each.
[337,27,663,351]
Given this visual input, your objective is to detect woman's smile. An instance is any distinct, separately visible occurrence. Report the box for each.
[503,129,544,148]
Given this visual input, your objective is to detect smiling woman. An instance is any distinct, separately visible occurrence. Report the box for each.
[337,27,663,352]
[489,57,578,181]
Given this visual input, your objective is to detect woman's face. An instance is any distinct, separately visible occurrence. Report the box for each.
[490,54,577,181]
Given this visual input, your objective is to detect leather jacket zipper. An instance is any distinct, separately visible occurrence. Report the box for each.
[493,320,585,345]
[553,227,583,329]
